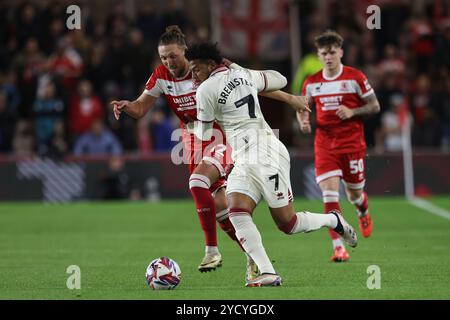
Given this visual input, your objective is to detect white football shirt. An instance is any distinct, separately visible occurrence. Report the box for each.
[195,65,286,164]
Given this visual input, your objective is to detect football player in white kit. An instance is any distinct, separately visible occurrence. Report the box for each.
[186,42,358,287]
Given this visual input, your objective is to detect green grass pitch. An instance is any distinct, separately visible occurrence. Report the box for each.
[0,197,449,300]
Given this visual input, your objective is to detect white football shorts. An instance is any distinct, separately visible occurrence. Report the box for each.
[226,140,293,208]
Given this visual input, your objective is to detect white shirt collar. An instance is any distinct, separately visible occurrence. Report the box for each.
[322,64,343,81]
[210,66,228,77]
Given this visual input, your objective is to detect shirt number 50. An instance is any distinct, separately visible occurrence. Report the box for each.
[349,159,364,174]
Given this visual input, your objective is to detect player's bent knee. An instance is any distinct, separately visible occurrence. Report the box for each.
[213,187,227,208]
[228,193,256,213]
[195,159,222,181]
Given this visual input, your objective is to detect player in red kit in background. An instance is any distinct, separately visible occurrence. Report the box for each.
[111,26,309,277]
[297,30,380,262]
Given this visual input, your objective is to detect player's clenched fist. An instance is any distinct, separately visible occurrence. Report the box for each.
[336,105,354,120]
[110,100,130,120]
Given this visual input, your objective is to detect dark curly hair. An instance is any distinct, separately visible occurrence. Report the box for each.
[185,42,222,65]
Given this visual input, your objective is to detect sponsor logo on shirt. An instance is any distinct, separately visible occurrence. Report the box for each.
[173,95,196,109]
[315,83,323,93]
[319,95,343,111]
[340,81,350,92]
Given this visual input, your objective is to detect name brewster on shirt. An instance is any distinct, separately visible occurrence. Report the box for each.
[218,77,253,104]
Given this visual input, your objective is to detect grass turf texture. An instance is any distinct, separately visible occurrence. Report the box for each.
[0,197,449,300]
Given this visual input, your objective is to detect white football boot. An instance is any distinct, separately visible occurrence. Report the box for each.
[329,210,358,248]
[245,273,282,287]
[198,252,222,272]
[246,257,260,281]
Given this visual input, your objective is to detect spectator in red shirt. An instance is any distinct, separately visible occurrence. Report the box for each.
[47,36,83,94]
[68,79,104,141]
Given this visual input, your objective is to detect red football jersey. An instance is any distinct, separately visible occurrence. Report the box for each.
[144,65,226,152]
[302,64,374,153]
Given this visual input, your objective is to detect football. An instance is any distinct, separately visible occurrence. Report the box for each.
[145,257,181,290]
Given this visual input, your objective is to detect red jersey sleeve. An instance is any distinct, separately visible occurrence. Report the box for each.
[353,70,374,99]
[144,67,163,98]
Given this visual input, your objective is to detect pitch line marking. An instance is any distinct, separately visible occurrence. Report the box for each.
[408,197,450,221]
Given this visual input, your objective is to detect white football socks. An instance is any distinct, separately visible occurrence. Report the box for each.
[332,238,345,249]
[229,213,276,275]
[350,194,364,206]
[289,211,338,233]
[349,193,369,216]
[323,190,340,204]
[205,246,219,255]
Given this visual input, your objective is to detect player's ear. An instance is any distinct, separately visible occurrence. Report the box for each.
[207,60,217,72]
[338,48,344,58]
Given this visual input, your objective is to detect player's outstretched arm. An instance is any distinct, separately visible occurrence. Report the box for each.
[257,69,287,91]
[224,60,286,91]
[253,70,312,114]
[110,92,157,120]
[223,58,310,113]
[260,91,311,113]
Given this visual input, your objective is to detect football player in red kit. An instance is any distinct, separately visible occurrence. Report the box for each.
[298,30,380,262]
[112,26,308,277]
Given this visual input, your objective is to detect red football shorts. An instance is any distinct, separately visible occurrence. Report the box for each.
[187,141,233,193]
[314,149,366,189]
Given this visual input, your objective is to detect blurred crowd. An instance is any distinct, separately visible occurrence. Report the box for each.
[0,0,197,158]
[293,0,450,153]
[0,0,449,159]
